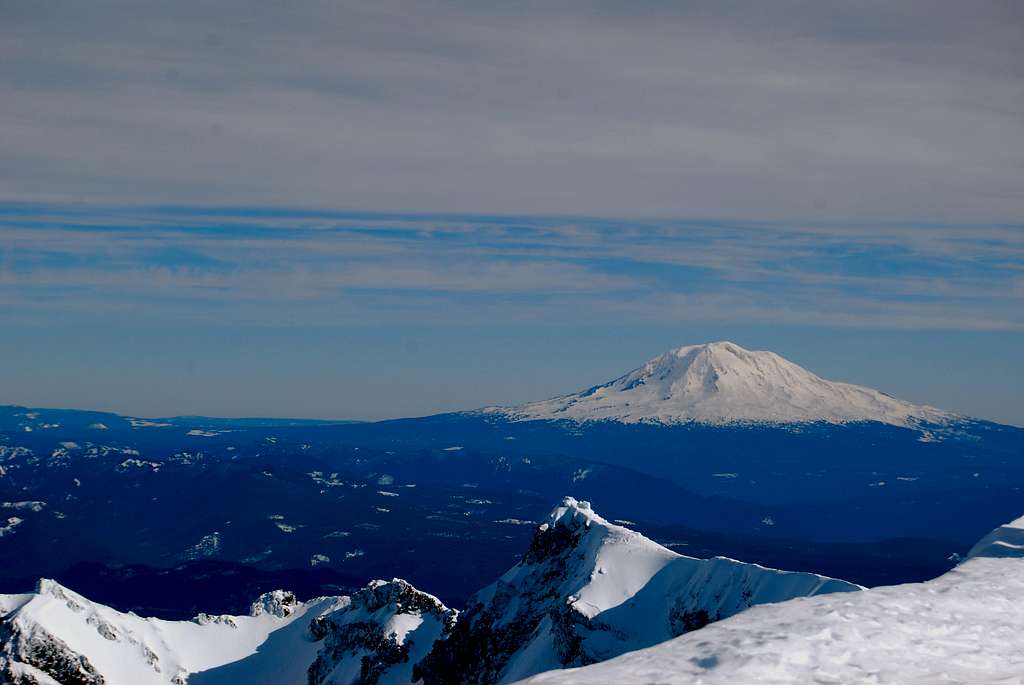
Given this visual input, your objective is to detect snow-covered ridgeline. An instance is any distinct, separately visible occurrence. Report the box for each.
[965,513,1024,559]
[0,498,857,685]
[307,578,456,685]
[0,579,453,685]
[415,497,859,685]
[516,515,1024,685]
[484,341,953,428]
[0,584,339,685]
[12,497,1019,685]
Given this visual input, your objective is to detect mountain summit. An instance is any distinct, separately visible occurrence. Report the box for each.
[518,512,1024,685]
[414,496,857,685]
[488,341,951,428]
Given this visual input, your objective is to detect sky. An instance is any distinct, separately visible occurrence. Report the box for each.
[1,2,1022,424]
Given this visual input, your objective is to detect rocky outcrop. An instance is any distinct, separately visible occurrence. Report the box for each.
[308,579,456,685]
[0,618,105,685]
[0,580,107,685]
[250,589,301,618]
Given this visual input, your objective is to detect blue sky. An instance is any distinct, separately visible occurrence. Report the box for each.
[2,2,1022,424]
[1,204,1021,425]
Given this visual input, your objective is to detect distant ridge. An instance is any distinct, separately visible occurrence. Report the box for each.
[485,341,953,428]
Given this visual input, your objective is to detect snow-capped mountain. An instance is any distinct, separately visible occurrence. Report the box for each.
[486,341,952,427]
[415,497,859,685]
[516,514,1024,685]
[0,577,455,685]
[307,579,456,685]
[0,583,342,685]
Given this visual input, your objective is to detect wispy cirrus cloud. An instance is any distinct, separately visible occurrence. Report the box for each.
[1,205,1021,331]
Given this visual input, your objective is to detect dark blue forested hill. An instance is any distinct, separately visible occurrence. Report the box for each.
[0,404,1020,616]
[301,411,1024,543]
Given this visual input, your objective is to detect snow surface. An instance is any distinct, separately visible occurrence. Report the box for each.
[486,341,952,427]
[516,514,1024,685]
[0,516,23,536]
[472,497,859,684]
[0,580,343,685]
[966,514,1024,559]
[0,577,458,685]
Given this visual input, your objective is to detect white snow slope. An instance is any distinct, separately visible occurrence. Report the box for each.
[0,585,342,685]
[0,501,854,685]
[485,341,952,427]
[516,514,1024,685]
[966,513,1024,559]
[438,497,859,685]
[0,578,459,685]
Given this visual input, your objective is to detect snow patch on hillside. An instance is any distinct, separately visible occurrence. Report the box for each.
[0,516,23,536]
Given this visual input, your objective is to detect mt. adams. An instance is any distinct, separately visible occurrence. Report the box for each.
[327,342,1021,544]
[486,341,951,428]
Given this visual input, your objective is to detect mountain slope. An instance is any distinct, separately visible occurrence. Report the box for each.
[0,578,455,685]
[304,579,456,685]
[485,341,952,428]
[517,514,1024,685]
[965,513,1024,559]
[0,498,859,685]
[0,583,341,685]
[415,497,859,685]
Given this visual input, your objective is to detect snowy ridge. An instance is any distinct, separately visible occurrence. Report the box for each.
[0,576,459,685]
[0,581,344,685]
[307,578,456,685]
[966,514,1024,560]
[484,341,953,428]
[516,513,1024,685]
[24,498,1017,685]
[415,497,859,685]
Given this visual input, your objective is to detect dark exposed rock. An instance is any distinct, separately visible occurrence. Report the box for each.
[308,579,456,685]
[416,504,591,685]
[249,589,300,618]
[0,619,105,685]
[668,606,715,636]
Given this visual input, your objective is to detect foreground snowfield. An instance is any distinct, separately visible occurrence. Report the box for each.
[517,516,1024,685]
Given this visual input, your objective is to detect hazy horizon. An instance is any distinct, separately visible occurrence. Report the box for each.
[2,2,1021,425]
[2,205,1021,427]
